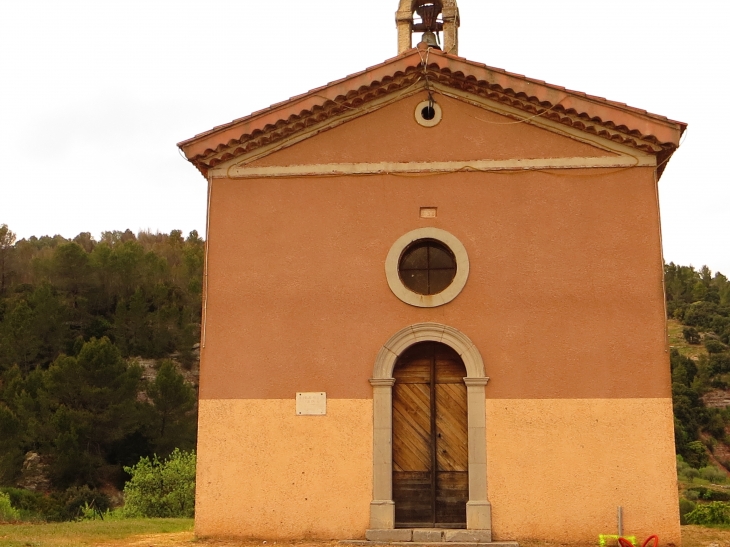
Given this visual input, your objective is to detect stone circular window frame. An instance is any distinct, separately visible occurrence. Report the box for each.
[414,100,442,127]
[385,227,469,308]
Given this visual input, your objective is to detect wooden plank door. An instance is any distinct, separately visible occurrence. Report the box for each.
[392,342,468,528]
[393,343,433,526]
[434,345,469,527]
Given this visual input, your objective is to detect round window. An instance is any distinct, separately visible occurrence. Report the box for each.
[385,227,469,308]
[398,239,456,295]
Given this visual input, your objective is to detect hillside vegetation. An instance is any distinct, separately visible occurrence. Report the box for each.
[0,224,200,507]
[665,264,730,464]
[664,263,730,523]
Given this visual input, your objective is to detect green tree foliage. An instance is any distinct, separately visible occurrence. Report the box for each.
[0,227,204,372]
[709,353,730,376]
[706,339,729,354]
[670,348,707,463]
[683,326,701,345]
[122,449,196,518]
[0,404,23,484]
[0,226,201,491]
[666,263,730,343]
[0,352,196,489]
[0,224,16,296]
[666,263,730,474]
[683,441,710,470]
[42,338,143,486]
[146,361,197,455]
[686,501,730,525]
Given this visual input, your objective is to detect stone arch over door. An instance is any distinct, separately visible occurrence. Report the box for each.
[369,323,491,533]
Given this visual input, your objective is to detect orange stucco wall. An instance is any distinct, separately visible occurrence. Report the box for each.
[196,399,679,543]
[195,93,677,542]
[201,166,667,401]
[196,399,372,538]
[485,399,679,543]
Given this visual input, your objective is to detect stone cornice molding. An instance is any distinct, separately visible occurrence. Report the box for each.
[216,155,656,179]
[369,378,396,387]
[464,377,490,387]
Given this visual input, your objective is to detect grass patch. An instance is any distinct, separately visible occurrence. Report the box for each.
[668,319,708,360]
[0,518,193,547]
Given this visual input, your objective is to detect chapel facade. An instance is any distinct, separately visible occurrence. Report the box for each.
[178,1,686,544]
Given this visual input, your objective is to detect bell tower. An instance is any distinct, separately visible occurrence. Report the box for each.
[396,0,459,55]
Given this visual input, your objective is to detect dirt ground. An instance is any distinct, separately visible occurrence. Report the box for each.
[97,536,340,547]
[674,526,730,547]
[3,525,729,547]
[93,528,730,547]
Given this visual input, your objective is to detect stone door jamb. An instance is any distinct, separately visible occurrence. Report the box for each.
[369,322,491,531]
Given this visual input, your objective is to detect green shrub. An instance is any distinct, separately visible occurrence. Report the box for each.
[706,412,728,440]
[122,448,195,518]
[0,491,20,522]
[710,353,730,375]
[677,458,691,473]
[686,501,730,525]
[684,326,702,345]
[679,498,696,525]
[0,486,110,522]
[78,502,123,521]
[711,378,730,390]
[700,466,727,484]
[0,487,50,520]
[681,467,700,481]
[58,486,111,521]
[685,441,710,469]
[705,339,728,354]
[684,302,719,329]
[669,302,686,320]
[689,487,730,502]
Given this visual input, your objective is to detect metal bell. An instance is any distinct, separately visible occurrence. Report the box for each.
[421,31,440,48]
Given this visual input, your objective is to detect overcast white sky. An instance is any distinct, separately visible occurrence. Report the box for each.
[0,1,728,273]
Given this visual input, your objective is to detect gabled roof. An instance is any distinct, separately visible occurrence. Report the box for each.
[178,46,686,179]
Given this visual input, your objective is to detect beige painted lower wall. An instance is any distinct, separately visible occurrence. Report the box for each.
[486,398,680,545]
[197,398,679,544]
[196,399,373,539]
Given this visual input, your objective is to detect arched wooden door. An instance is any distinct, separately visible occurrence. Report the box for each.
[392,341,468,528]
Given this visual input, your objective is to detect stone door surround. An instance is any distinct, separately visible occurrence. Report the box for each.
[370,323,491,535]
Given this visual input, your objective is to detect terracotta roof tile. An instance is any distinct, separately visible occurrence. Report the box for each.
[179,47,686,179]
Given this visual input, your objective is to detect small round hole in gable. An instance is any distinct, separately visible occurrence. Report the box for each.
[421,106,436,120]
[415,100,442,127]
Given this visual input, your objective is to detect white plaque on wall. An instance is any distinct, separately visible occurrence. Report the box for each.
[296,392,326,416]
